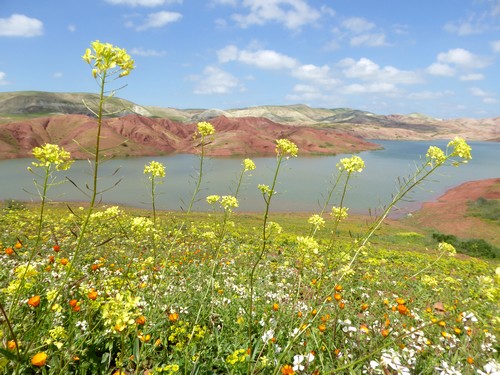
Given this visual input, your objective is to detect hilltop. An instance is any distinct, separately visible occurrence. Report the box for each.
[0,91,498,160]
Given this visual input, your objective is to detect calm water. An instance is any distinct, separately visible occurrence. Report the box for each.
[1,140,499,215]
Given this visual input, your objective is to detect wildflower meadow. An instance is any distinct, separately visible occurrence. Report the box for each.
[0,41,498,375]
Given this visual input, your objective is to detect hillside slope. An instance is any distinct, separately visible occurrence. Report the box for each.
[1,91,498,141]
[0,114,379,159]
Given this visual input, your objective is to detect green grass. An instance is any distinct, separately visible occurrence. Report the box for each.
[467,197,500,223]
[0,203,498,374]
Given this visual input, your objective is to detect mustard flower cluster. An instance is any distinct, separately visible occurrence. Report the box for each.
[144,161,166,179]
[82,40,135,78]
[243,158,256,171]
[331,206,349,221]
[258,184,273,195]
[206,195,220,205]
[275,139,299,158]
[154,364,180,374]
[31,143,73,171]
[308,214,325,230]
[337,155,365,173]
[196,121,216,137]
[220,195,239,211]
[426,146,447,166]
[226,348,247,365]
[46,326,67,349]
[438,241,456,256]
[100,292,141,333]
[448,136,472,160]
[296,236,320,254]
[3,264,38,295]
[265,221,282,236]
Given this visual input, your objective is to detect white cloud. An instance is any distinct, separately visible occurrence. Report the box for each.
[105,0,181,6]
[231,0,321,29]
[0,14,43,37]
[136,11,182,30]
[339,57,421,84]
[426,62,455,76]
[68,25,76,32]
[443,20,484,36]
[343,82,398,94]
[130,47,166,56]
[437,48,489,69]
[218,45,298,69]
[483,97,498,104]
[407,90,454,100]
[0,72,8,85]
[52,72,63,79]
[192,66,240,94]
[469,87,490,97]
[291,64,338,86]
[459,73,484,81]
[342,17,375,33]
[350,33,387,47]
[491,40,500,52]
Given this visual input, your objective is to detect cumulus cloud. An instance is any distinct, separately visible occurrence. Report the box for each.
[130,47,166,56]
[231,0,321,29]
[491,40,500,52]
[459,73,484,81]
[339,57,422,84]
[350,33,387,47]
[0,14,43,37]
[291,64,338,86]
[426,62,455,76]
[407,90,454,100]
[469,87,490,97]
[105,0,181,6]
[437,48,490,69]
[192,66,240,94]
[342,82,398,94]
[218,45,298,69]
[135,11,182,30]
[0,72,8,85]
[341,17,375,33]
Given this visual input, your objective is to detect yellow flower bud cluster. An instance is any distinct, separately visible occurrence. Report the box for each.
[144,161,166,179]
[448,136,472,160]
[226,348,247,365]
[31,143,73,171]
[275,139,298,158]
[308,214,325,230]
[82,40,135,78]
[337,155,365,173]
[438,241,456,257]
[101,292,141,333]
[296,235,320,254]
[331,206,349,221]
[243,158,256,171]
[220,195,239,211]
[196,121,216,137]
[426,146,446,166]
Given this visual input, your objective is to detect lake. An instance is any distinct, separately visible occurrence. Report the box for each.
[0,140,499,215]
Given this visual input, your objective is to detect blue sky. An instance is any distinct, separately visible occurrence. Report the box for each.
[0,0,499,118]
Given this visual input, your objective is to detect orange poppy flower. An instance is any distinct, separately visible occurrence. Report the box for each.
[5,247,14,255]
[88,290,98,300]
[281,364,295,374]
[28,296,41,307]
[136,316,146,325]
[31,352,47,367]
[53,245,61,252]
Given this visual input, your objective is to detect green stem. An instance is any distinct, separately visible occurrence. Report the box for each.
[187,136,205,214]
[248,154,283,374]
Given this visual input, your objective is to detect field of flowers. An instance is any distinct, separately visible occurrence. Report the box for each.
[0,41,498,375]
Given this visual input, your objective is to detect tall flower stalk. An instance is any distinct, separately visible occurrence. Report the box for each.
[248,139,298,374]
[186,121,215,213]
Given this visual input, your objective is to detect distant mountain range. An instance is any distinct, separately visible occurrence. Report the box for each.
[0,91,498,160]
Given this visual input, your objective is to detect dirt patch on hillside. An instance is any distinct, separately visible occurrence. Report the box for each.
[404,178,500,246]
